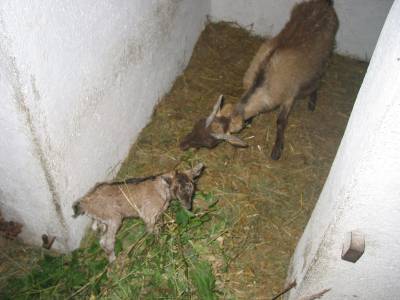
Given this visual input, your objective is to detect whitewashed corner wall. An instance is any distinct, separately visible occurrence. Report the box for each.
[211,0,394,60]
[285,1,400,299]
[0,0,210,252]
[0,0,396,255]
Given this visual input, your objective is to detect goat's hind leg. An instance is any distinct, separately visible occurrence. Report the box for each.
[303,81,320,112]
[308,90,318,111]
[298,80,320,112]
[271,101,293,160]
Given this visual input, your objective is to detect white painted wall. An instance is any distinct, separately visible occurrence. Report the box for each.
[286,1,400,298]
[211,0,394,60]
[0,0,209,251]
[0,0,396,257]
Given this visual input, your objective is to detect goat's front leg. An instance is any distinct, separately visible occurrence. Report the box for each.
[92,220,107,233]
[271,101,293,160]
[145,216,158,234]
[91,220,99,231]
[145,213,164,236]
[100,218,122,263]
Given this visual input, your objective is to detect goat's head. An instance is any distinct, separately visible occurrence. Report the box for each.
[162,163,204,210]
[180,95,247,150]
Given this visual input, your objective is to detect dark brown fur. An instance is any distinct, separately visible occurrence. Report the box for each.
[180,119,220,150]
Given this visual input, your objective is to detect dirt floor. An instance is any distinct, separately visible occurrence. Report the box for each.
[0,22,368,299]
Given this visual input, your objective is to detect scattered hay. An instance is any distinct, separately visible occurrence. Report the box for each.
[0,22,368,299]
[0,236,41,292]
[118,22,368,298]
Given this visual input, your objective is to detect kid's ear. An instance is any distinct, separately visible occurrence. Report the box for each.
[191,163,205,179]
[161,174,173,186]
[184,163,205,180]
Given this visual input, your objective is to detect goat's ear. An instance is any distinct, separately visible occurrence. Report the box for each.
[211,133,248,147]
[161,174,173,186]
[205,95,224,128]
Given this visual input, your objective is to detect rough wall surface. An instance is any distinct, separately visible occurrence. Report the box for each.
[286,1,400,298]
[0,0,209,251]
[211,0,394,60]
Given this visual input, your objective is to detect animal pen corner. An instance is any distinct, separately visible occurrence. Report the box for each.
[0,0,398,299]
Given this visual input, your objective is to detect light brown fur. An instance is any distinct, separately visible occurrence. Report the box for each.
[79,178,170,232]
[180,0,338,160]
[243,39,278,90]
[232,0,339,160]
[73,164,204,262]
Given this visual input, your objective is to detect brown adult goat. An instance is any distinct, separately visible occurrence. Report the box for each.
[73,163,204,262]
[180,0,339,160]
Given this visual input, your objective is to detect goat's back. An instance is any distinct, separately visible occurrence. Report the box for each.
[78,178,169,221]
[248,0,338,105]
[277,0,338,51]
[269,0,338,93]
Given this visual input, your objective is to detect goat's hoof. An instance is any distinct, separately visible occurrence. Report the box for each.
[270,147,282,160]
[308,102,316,111]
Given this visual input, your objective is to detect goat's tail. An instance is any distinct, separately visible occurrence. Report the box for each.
[326,0,333,6]
[72,201,84,218]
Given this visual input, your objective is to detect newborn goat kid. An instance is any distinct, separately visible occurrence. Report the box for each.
[73,163,204,262]
[180,0,338,160]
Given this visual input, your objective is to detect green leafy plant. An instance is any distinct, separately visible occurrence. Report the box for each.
[1,192,228,299]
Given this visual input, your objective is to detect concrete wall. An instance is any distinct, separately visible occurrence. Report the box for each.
[211,0,394,60]
[0,0,209,251]
[0,0,396,258]
[286,1,400,298]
